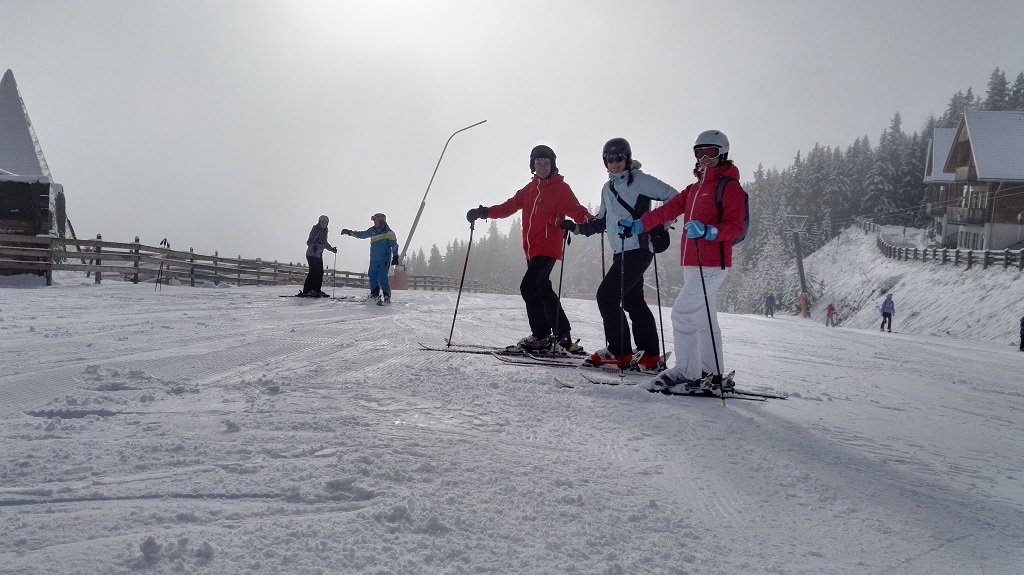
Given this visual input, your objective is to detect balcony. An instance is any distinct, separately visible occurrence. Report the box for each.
[945,207,987,226]
[925,202,946,217]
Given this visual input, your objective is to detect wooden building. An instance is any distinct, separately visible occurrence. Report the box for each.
[926,111,1024,251]
[0,69,58,236]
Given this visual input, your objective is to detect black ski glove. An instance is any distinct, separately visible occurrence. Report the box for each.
[391,254,399,266]
[466,205,489,223]
[340,229,352,236]
[559,220,577,234]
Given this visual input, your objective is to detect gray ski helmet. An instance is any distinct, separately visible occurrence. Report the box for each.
[602,138,631,163]
[694,130,730,157]
[529,144,557,174]
[318,215,329,225]
[371,212,387,222]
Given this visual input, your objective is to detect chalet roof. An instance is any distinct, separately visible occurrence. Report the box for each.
[923,128,956,183]
[0,69,51,180]
[942,110,1024,182]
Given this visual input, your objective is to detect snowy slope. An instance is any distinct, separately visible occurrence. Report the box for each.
[1,238,1023,574]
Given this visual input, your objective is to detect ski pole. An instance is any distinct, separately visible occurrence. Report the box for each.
[616,233,628,377]
[694,240,725,406]
[447,221,476,348]
[332,250,337,298]
[550,229,570,353]
[652,250,666,371]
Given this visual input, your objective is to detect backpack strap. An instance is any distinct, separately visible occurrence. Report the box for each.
[609,181,653,251]
[715,176,735,269]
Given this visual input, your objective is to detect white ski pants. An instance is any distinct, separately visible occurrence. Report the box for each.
[670,265,728,380]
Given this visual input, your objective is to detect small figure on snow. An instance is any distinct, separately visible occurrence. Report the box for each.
[616,130,747,394]
[299,215,337,297]
[340,213,399,305]
[825,303,837,327]
[1019,315,1023,351]
[465,144,592,354]
[763,293,776,318]
[563,137,678,371]
[880,294,894,332]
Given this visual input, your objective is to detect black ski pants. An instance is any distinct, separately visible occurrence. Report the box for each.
[597,249,658,356]
[521,256,571,339]
[303,255,324,293]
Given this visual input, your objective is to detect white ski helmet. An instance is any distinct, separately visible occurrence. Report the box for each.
[694,130,730,156]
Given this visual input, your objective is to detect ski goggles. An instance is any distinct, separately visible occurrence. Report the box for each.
[694,146,721,160]
[603,154,628,165]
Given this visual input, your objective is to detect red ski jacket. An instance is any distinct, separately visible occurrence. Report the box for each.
[487,173,592,261]
[640,163,746,268]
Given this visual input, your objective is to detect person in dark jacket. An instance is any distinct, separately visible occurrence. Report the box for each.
[880,294,895,332]
[1018,315,1023,351]
[466,144,593,354]
[764,293,775,317]
[341,213,400,305]
[617,130,746,394]
[564,138,678,371]
[300,215,337,297]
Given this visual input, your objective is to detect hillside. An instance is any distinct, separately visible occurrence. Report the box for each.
[803,225,1023,346]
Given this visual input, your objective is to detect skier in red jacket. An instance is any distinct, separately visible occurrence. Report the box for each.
[466,144,593,354]
[617,130,747,394]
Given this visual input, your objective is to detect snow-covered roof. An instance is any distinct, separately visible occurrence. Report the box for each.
[0,69,51,180]
[942,110,1024,181]
[923,127,956,183]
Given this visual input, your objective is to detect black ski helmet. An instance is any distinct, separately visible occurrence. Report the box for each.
[529,144,557,175]
[602,138,631,163]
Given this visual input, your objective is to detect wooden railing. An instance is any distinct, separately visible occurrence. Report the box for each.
[858,220,1024,271]
[0,234,502,292]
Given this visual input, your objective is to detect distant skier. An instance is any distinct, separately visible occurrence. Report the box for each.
[341,213,399,305]
[880,294,894,332]
[299,215,337,297]
[1019,316,1023,351]
[763,293,775,318]
[825,303,837,327]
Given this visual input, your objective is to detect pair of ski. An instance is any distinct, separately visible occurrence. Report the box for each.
[280,293,370,302]
[420,342,786,401]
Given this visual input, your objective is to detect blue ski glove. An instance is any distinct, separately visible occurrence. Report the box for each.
[684,219,718,240]
[616,218,643,238]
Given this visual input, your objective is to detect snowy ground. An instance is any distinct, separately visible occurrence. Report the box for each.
[1,233,1023,574]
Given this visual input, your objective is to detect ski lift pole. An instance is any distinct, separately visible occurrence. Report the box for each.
[400,120,487,263]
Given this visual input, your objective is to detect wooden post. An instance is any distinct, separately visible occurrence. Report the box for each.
[941,248,947,264]
[966,250,973,269]
[95,234,102,284]
[954,249,960,266]
[237,255,242,286]
[1004,249,1010,270]
[189,248,195,287]
[982,250,990,270]
[45,236,53,286]
[132,236,140,284]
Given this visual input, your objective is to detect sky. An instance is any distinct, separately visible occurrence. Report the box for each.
[3,0,1024,272]
[1,226,1023,574]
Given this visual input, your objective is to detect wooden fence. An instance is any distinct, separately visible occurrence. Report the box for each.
[858,220,1024,271]
[0,234,502,293]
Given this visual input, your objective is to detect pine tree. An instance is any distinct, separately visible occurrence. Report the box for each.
[983,67,1010,111]
[1009,72,1024,111]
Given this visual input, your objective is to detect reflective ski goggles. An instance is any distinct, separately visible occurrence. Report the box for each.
[694,146,721,160]
[603,154,627,165]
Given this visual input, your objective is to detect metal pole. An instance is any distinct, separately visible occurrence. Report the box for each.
[401,120,487,262]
